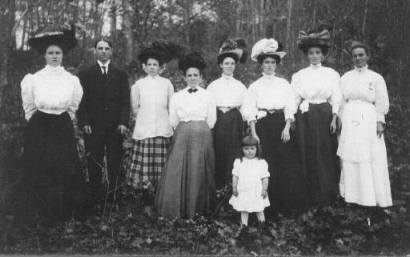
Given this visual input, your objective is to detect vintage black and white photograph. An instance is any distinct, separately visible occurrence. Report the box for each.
[0,0,409,255]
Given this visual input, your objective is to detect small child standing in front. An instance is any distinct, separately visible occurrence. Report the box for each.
[229,135,270,228]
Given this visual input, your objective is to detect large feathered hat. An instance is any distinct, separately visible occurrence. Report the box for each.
[28,23,77,54]
[297,29,332,53]
[138,40,185,65]
[251,38,286,62]
[217,38,248,64]
[179,52,206,73]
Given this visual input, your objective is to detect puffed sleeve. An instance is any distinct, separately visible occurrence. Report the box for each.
[283,80,296,121]
[67,76,83,120]
[329,70,342,115]
[290,72,302,111]
[130,81,140,119]
[259,159,270,178]
[232,159,241,177]
[169,93,179,128]
[241,83,258,123]
[338,74,348,119]
[238,81,248,120]
[206,91,217,129]
[21,74,37,121]
[374,73,389,123]
[167,79,175,108]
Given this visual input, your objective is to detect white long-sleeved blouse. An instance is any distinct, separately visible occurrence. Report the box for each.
[207,74,247,108]
[291,64,341,114]
[242,73,296,122]
[20,65,83,121]
[169,86,217,129]
[340,65,389,123]
[131,75,174,140]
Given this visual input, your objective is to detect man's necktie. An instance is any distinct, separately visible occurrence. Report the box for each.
[102,66,107,75]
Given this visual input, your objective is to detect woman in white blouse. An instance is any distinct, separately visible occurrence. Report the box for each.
[126,43,174,192]
[291,29,341,206]
[242,38,308,215]
[155,53,217,218]
[20,25,85,222]
[338,42,392,211]
[207,38,247,189]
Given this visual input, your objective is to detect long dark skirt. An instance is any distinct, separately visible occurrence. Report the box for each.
[295,102,340,206]
[213,109,245,189]
[20,111,86,223]
[155,121,216,219]
[256,112,309,215]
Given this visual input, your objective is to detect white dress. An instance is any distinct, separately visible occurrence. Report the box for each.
[338,65,392,207]
[229,158,270,212]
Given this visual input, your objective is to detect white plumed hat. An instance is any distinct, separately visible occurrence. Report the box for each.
[251,38,286,62]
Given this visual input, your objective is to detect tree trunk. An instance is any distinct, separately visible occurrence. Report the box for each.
[286,0,293,57]
[122,0,134,65]
[361,0,369,35]
[0,0,15,92]
[0,0,15,194]
[235,0,242,36]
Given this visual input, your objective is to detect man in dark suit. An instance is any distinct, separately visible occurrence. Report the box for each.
[77,39,130,207]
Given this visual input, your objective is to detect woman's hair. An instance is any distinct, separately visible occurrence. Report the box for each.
[301,44,329,56]
[351,44,370,56]
[238,135,263,160]
[217,52,239,65]
[41,43,67,55]
[257,54,281,65]
[179,52,206,75]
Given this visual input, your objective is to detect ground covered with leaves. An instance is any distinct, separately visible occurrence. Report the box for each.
[1,188,410,256]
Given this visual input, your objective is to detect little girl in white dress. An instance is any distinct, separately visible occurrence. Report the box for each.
[229,135,270,227]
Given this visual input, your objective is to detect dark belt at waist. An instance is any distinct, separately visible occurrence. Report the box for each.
[258,108,283,114]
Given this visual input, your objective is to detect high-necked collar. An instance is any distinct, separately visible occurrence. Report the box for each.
[309,63,322,70]
[262,72,276,80]
[354,64,368,73]
[44,64,64,73]
[185,85,201,91]
[221,73,234,80]
[146,74,160,80]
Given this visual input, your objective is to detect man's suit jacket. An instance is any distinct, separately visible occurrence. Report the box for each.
[77,63,130,134]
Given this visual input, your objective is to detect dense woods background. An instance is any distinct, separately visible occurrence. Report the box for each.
[0,0,410,255]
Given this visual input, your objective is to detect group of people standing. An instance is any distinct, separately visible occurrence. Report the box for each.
[19,23,392,226]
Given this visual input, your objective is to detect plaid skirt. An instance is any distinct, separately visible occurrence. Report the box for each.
[125,136,171,189]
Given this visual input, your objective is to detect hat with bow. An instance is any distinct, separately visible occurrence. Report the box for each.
[297,29,331,53]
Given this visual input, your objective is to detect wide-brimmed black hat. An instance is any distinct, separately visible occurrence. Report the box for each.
[178,52,206,73]
[28,24,77,54]
[217,38,248,64]
[138,40,185,65]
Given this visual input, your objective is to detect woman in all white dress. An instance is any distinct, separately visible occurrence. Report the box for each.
[338,42,392,210]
